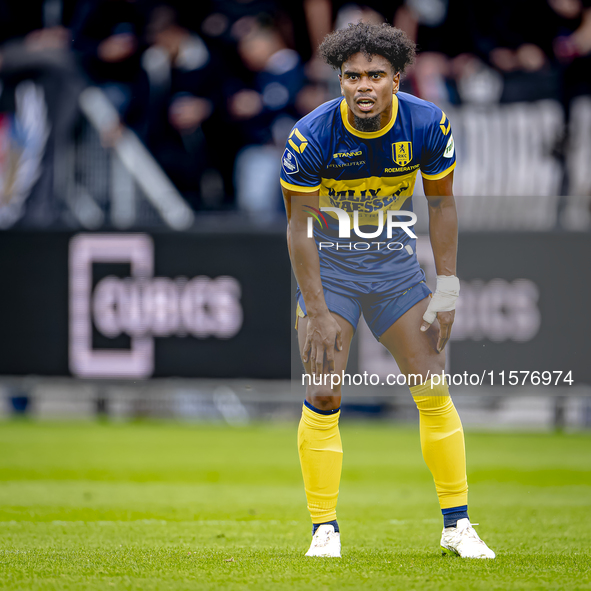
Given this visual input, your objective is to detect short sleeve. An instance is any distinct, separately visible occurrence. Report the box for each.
[420,109,457,181]
[279,126,323,193]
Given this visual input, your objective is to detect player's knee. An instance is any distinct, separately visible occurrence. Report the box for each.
[306,387,341,411]
[403,354,446,383]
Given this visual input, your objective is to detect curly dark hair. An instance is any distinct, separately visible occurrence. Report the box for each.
[318,22,416,74]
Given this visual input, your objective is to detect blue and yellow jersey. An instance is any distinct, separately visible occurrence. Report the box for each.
[280,91,456,287]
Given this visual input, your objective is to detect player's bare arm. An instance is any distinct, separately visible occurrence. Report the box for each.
[283,187,343,377]
[422,171,458,353]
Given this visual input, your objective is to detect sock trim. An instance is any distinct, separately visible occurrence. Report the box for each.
[312,520,339,534]
[304,399,340,415]
[442,505,468,514]
[442,506,469,528]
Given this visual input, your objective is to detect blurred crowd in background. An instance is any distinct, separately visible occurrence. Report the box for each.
[1,0,591,227]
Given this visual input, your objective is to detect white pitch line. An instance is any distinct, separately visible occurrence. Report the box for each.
[389,519,440,525]
[0,519,301,527]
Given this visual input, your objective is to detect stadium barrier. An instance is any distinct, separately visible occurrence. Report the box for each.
[0,228,589,427]
[0,228,589,381]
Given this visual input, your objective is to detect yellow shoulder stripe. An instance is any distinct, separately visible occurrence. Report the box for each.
[288,128,309,153]
[439,111,451,135]
[421,161,456,181]
[280,179,321,193]
[294,128,307,142]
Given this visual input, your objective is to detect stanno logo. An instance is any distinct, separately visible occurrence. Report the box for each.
[333,150,363,158]
[392,142,412,166]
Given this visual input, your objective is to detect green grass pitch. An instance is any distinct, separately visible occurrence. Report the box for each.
[0,420,590,590]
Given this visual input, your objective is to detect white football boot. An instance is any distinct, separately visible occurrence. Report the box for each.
[305,524,341,557]
[440,518,496,559]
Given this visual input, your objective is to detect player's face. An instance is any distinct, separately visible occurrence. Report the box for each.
[339,53,399,129]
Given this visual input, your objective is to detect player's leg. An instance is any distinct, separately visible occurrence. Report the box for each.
[377,294,494,558]
[378,296,468,514]
[296,311,355,556]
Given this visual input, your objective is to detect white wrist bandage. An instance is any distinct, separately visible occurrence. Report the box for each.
[422,275,460,325]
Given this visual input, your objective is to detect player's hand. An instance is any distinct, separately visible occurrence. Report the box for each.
[420,275,460,353]
[430,310,455,353]
[302,312,343,377]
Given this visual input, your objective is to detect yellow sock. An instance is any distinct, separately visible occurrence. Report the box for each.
[410,378,468,510]
[297,402,343,524]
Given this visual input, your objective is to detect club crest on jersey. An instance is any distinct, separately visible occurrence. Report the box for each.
[392,142,412,166]
[282,148,299,175]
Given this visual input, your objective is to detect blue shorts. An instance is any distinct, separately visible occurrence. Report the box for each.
[295,278,431,340]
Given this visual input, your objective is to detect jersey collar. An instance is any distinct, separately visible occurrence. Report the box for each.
[340,94,398,139]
